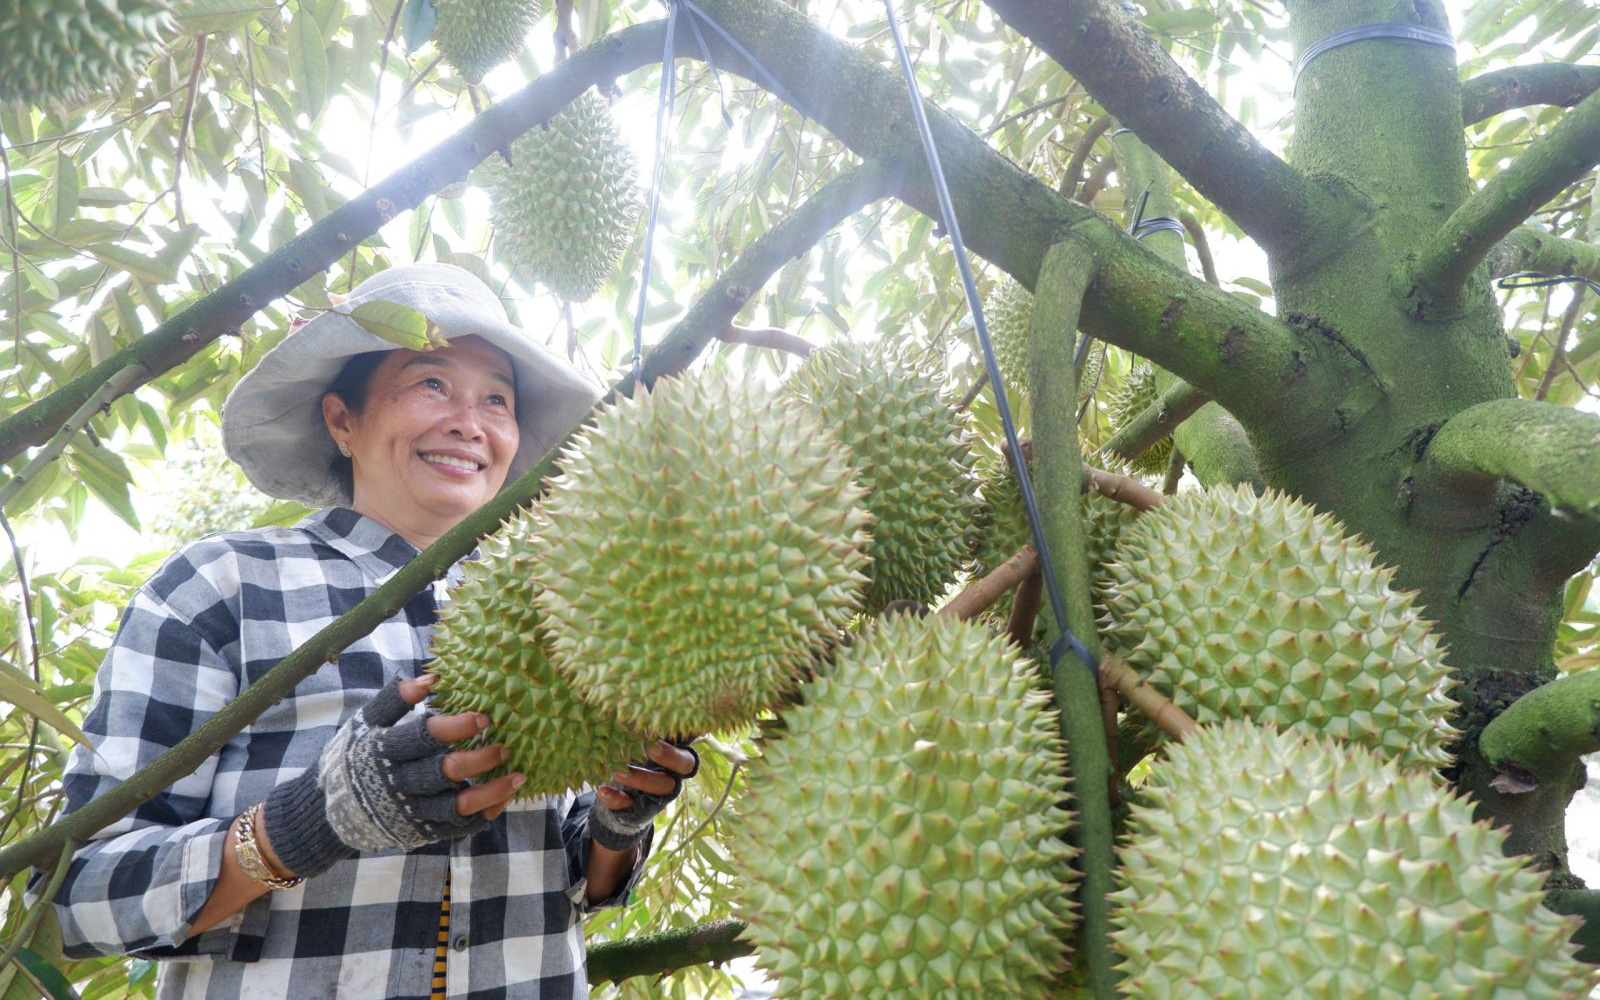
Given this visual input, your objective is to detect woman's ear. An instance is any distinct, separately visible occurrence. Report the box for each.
[323,391,355,443]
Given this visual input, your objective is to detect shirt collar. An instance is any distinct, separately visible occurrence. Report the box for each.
[299,507,422,583]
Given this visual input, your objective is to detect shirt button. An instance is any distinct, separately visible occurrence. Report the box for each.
[452,935,469,952]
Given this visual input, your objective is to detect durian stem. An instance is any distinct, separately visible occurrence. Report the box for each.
[1099,655,1199,741]
[1479,668,1600,788]
[1027,236,1121,999]
[585,919,752,984]
[717,324,814,356]
[1007,569,1044,647]
[1098,378,1209,466]
[0,153,901,882]
[1084,465,1164,512]
[939,544,1038,621]
[1161,447,1186,494]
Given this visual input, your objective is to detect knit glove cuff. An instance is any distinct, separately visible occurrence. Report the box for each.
[261,768,350,879]
[588,746,699,852]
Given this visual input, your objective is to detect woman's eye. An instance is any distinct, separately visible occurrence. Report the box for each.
[422,377,445,392]
[488,393,510,407]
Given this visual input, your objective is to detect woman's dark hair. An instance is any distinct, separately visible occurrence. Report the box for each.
[325,351,386,501]
[323,347,524,500]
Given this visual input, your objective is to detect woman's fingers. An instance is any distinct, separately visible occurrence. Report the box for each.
[610,763,678,797]
[595,784,634,811]
[427,710,489,745]
[440,743,507,783]
[457,772,524,817]
[644,741,697,776]
[395,672,440,705]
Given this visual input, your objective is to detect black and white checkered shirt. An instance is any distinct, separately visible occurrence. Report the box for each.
[44,507,644,1000]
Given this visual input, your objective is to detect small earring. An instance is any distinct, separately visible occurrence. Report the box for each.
[337,441,352,458]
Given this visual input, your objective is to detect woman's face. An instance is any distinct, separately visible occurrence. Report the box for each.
[322,336,520,547]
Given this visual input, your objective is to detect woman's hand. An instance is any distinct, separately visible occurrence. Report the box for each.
[588,741,700,851]
[394,673,523,821]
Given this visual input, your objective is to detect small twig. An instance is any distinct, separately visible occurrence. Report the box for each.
[394,55,444,108]
[1084,465,1164,512]
[244,38,267,175]
[0,363,147,509]
[1098,673,1120,804]
[0,508,42,845]
[717,324,813,356]
[1061,115,1113,199]
[939,545,1038,622]
[1536,287,1585,401]
[656,762,741,858]
[1514,286,1555,385]
[0,837,77,975]
[173,34,209,229]
[1177,211,1218,286]
[986,93,1077,139]
[1098,655,1198,740]
[957,369,989,411]
[1160,447,1186,494]
[1077,153,1117,204]
[1006,569,1043,647]
[1,127,23,388]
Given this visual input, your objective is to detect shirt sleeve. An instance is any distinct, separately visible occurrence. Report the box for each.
[36,553,256,961]
[559,791,654,914]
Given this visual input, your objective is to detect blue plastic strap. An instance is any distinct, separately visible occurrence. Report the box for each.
[1497,270,1600,298]
[880,0,1097,678]
[680,7,734,128]
[631,0,682,385]
[1132,217,1185,241]
[1293,23,1455,91]
[677,0,804,109]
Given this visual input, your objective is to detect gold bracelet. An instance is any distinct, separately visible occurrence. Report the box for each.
[235,804,303,891]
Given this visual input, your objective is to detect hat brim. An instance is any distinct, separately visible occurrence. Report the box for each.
[222,264,600,507]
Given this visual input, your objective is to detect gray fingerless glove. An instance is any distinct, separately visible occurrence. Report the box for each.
[588,746,700,852]
[263,679,489,878]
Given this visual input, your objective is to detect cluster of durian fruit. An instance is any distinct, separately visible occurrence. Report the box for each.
[426,313,1597,997]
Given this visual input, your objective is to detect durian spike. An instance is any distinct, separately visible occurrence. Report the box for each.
[939,543,1038,621]
[1099,654,1200,741]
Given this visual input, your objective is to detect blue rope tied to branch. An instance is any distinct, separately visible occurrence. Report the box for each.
[1293,23,1455,92]
[1497,271,1600,298]
[880,0,1096,677]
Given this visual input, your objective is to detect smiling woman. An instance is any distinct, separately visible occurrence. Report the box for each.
[36,263,702,1000]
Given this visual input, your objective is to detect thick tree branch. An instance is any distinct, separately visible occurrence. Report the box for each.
[1490,226,1600,285]
[1546,889,1600,964]
[1462,64,1600,128]
[586,919,751,984]
[1423,398,1600,523]
[978,0,1353,260]
[0,157,891,882]
[0,23,675,468]
[1410,87,1600,307]
[1479,669,1600,790]
[1029,237,1118,998]
[1099,380,1208,466]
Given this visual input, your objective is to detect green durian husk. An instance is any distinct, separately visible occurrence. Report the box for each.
[1107,362,1172,476]
[787,339,978,615]
[735,615,1077,999]
[0,0,172,106]
[431,0,541,82]
[534,373,872,736]
[483,91,641,302]
[1114,721,1600,1000]
[983,277,1103,405]
[429,509,651,799]
[1101,484,1459,771]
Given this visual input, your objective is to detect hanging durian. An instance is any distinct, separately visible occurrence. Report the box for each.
[1101,484,1458,771]
[1114,721,1599,1000]
[1108,362,1171,476]
[483,91,642,302]
[786,339,978,615]
[533,373,871,736]
[735,615,1076,998]
[0,0,172,106]
[431,0,542,83]
[982,276,1103,404]
[427,509,651,798]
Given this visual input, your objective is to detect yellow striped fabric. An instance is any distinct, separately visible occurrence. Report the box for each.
[430,868,451,1000]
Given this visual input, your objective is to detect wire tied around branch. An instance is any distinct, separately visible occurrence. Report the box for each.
[1497,270,1600,298]
[879,0,1096,679]
[1292,23,1455,91]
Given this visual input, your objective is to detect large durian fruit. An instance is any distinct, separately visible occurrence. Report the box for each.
[483,91,642,302]
[431,0,541,83]
[982,276,1103,404]
[786,339,978,615]
[429,509,651,798]
[735,615,1076,998]
[966,458,1138,627]
[534,374,871,736]
[1101,484,1458,770]
[1113,721,1600,1000]
[0,0,172,106]
[1108,361,1171,476]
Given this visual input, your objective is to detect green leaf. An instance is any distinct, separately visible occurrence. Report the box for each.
[50,152,79,233]
[402,0,437,51]
[178,0,270,32]
[11,947,78,1000]
[345,301,443,351]
[68,441,141,531]
[0,660,92,748]
[291,3,329,121]
[88,244,173,284]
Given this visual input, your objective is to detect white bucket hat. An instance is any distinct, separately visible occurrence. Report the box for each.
[222,262,601,507]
